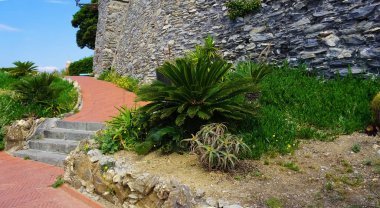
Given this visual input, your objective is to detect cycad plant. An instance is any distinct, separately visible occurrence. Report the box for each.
[137,36,258,133]
[13,73,62,105]
[9,61,38,77]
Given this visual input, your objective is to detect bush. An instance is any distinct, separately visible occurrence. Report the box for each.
[226,0,261,20]
[96,107,140,154]
[184,123,250,171]
[371,92,380,127]
[12,73,78,116]
[98,70,139,92]
[137,36,258,135]
[68,57,93,76]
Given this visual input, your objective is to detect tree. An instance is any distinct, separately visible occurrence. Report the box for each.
[71,0,98,50]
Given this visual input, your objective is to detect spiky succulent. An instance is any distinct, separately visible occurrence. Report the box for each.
[184,123,250,171]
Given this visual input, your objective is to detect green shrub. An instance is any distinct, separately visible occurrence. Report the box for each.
[96,107,140,154]
[9,61,38,77]
[371,92,380,127]
[68,56,93,76]
[12,73,77,116]
[226,0,261,20]
[184,123,250,171]
[98,70,139,92]
[137,36,258,134]
[135,126,184,155]
[351,143,361,153]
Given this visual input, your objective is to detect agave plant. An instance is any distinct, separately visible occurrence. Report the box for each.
[184,123,250,171]
[9,61,38,77]
[137,36,258,131]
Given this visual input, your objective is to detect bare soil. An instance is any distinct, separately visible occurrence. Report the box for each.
[115,133,380,207]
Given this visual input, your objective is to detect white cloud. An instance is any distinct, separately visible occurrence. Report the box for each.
[38,66,59,73]
[45,0,70,4]
[0,24,20,32]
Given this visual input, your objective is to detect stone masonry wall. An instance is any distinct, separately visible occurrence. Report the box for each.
[94,0,380,83]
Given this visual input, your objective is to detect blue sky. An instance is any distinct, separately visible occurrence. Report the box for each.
[0,0,93,72]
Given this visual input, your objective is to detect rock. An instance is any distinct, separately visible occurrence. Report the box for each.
[249,33,274,42]
[322,34,340,47]
[377,150,380,157]
[87,149,103,163]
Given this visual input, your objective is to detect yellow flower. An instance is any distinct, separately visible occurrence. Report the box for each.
[287,144,291,149]
[104,166,108,171]
[272,134,276,138]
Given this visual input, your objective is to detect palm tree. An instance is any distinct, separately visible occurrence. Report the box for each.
[9,61,38,77]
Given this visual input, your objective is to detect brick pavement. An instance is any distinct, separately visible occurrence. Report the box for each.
[0,152,102,208]
[64,76,144,123]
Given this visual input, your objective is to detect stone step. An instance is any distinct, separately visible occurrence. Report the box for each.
[29,138,79,154]
[56,120,105,131]
[44,128,96,141]
[13,149,67,167]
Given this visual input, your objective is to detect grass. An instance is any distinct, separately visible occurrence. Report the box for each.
[98,69,139,92]
[351,143,361,153]
[238,64,380,159]
[283,161,300,172]
[265,197,283,208]
[0,71,78,150]
[51,175,65,188]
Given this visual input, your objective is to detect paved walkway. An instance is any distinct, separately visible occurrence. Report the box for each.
[0,152,101,208]
[65,76,144,123]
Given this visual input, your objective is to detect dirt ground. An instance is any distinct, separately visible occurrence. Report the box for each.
[115,133,380,207]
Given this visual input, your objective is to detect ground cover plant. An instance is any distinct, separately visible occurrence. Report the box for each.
[0,70,78,150]
[98,69,139,92]
[237,63,380,158]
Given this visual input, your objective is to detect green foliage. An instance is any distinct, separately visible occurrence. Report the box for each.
[9,61,38,77]
[96,107,140,154]
[228,61,272,84]
[68,56,93,76]
[226,0,261,20]
[137,36,258,133]
[11,73,77,116]
[51,175,65,188]
[282,161,300,172]
[265,197,283,208]
[135,126,183,155]
[13,73,61,104]
[371,92,380,127]
[71,0,98,49]
[98,70,139,92]
[239,63,380,159]
[184,123,250,171]
[351,143,361,153]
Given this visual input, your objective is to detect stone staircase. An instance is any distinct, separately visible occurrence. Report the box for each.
[13,120,104,167]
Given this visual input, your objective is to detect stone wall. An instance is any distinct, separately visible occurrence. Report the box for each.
[94,0,380,83]
[64,140,244,207]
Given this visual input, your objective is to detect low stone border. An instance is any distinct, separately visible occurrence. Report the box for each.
[64,140,244,208]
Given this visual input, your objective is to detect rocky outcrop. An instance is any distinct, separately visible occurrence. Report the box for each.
[94,0,380,82]
[4,118,42,152]
[64,140,244,208]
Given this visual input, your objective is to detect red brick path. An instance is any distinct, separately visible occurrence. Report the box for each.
[0,152,101,208]
[65,76,143,123]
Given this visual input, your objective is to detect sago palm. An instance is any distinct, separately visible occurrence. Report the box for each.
[137,37,258,131]
[10,61,38,77]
